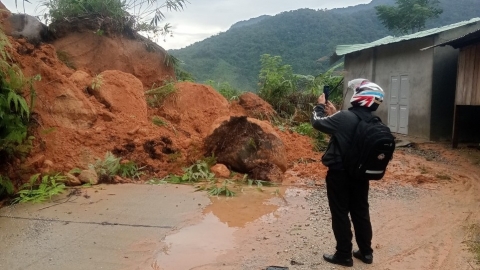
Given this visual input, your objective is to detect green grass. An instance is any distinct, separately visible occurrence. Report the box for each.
[145,82,176,107]
[152,116,167,126]
[205,80,243,101]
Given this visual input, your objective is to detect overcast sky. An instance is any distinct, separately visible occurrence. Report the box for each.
[2,0,370,50]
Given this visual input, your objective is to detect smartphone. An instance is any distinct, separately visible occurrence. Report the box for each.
[323,85,330,102]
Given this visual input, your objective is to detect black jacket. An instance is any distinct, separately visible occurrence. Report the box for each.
[310,105,373,168]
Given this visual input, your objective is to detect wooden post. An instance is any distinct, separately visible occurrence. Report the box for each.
[452,105,460,148]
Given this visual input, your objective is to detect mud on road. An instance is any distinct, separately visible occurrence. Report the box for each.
[1,141,479,270]
[150,142,480,270]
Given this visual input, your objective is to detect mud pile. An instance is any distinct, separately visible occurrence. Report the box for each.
[0,4,322,185]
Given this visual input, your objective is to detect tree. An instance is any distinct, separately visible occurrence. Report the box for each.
[375,0,443,34]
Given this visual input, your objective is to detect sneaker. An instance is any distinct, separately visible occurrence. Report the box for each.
[322,253,353,267]
[353,250,373,264]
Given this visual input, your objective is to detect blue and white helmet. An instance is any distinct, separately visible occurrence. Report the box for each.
[348,79,384,111]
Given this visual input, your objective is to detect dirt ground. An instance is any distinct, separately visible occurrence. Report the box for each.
[142,141,480,270]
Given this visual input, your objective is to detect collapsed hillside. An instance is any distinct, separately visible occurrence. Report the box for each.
[0,3,321,188]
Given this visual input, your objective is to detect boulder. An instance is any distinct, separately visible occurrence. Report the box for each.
[65,173,82,186]
[204,116,287,183]
[210,164,231,178]
[90,70,147,122]
[78,169,98,185]
[3,13,52,45]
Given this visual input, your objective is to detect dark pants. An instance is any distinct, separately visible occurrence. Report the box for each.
[326,169,373,258]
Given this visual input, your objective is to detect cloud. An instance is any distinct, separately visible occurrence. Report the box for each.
[1,0,371,49]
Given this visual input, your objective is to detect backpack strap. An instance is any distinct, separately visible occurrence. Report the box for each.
[350,109,374,122]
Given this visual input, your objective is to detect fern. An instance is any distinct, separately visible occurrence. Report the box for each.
[0,28,37,159]
[89,151,121,180]
[161,160,215,184]
[12,173,66,204]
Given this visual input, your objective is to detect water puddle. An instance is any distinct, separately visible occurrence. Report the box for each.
[155,212,236,269]
[154,187,286,268]
[204,187,284,228]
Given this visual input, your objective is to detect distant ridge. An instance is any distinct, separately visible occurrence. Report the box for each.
[170,0,480,91]
[229,15,271,30]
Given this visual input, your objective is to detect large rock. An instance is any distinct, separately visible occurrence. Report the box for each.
[90,70,147,122]
[204,116,287,183]
[79,169,98,185]
[4,14,52,45]
[210,164,231,178]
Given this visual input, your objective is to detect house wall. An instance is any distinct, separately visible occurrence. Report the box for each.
[344,40,435,139]
[374,37,435,139]
[343,49,375,109]
[430,45,459,141]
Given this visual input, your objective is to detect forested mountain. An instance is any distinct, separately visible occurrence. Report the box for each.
[169,0,480,91]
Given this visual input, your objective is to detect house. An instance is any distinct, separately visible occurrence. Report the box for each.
[423,28,480,147]
[330,18,480,141]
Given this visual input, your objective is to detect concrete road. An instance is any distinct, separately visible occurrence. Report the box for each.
[0,184,210,270]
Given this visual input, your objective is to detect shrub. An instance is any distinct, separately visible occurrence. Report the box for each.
[41,0,188,38]
[89,152,144,181]
[257,54,344,119]
[291,123,328,152]
[0,175,14,198]
[118,161,145,180]
[0,29,37,160]
[162,160,215,184]
[12,173,66,204]
[207,180,236,197]
[205,80,243,101]
[89,151,121,181]
[145,81,176,107]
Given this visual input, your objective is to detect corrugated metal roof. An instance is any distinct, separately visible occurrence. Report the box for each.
[421,28,480,50]
[334,18,480,57]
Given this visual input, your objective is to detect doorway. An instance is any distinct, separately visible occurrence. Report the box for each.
[388,75,409,134]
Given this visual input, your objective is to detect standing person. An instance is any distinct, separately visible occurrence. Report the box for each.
[310,79,385,267]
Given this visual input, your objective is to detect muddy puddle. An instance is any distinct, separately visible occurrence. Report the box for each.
[154,186,308,269]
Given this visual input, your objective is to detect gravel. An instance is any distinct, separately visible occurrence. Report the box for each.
[268,183,428,270]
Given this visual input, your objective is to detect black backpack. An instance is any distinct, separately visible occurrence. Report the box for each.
[341,110,396,180]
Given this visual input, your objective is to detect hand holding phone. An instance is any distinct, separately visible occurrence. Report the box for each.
[323,85,330,102]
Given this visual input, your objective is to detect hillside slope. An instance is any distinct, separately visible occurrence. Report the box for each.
[170,0,480,91]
